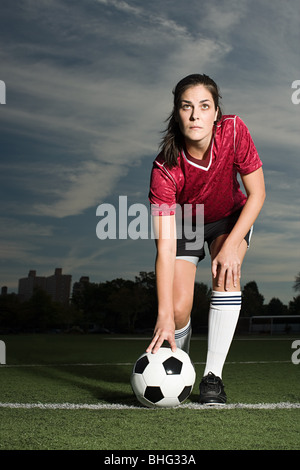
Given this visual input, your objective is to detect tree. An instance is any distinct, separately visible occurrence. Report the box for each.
[107,281,148,333]
[241,281,264,317]
[289,295,300,315]
[0,293,21,331]
[72,281,111,328]
[135,271,156,290]
[267,297,288,316]
[191,282,211,332]
[134,272,157,330]
[20,288,56,330]
[19,288,80,331]
[293,272,300,292]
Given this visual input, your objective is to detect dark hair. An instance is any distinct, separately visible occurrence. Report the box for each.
[160,74,222,168]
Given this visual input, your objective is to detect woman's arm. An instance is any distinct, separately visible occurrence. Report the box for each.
[212,167,266,290]
[146,215,177,353]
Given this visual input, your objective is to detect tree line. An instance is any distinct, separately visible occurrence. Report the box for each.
[0,271,299,334]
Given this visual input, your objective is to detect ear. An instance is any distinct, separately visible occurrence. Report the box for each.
[214,106,219,121]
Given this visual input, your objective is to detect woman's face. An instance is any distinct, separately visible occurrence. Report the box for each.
[177,84,218,148]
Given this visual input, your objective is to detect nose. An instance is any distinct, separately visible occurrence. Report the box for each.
[190,109,199,121]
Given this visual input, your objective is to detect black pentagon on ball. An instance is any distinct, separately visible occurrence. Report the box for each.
[144,386,164,403]
[163,356,183,375]
[178,385,192,403]
[134,355,149,374]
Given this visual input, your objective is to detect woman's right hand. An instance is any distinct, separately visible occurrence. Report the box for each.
[147,215,177,354]
[146,319,176,354]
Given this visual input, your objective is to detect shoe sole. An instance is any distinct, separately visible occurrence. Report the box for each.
[200,401,226,406]
[199,397,227,405]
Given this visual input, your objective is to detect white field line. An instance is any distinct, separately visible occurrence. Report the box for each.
[0,360,291,368]
[0,362,298,411]
[0,402,299,410]
[105,337,297,341]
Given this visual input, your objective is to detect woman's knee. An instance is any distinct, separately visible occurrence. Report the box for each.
[173,300,192,329]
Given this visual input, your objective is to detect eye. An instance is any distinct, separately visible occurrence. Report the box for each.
[201,103,210,110]
[181,104,192,110]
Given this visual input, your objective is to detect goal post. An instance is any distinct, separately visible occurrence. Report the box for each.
[248,315,300,335]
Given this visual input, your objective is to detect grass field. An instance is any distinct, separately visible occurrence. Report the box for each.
[0,334,299,451]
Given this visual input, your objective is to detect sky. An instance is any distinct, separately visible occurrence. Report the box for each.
[0,0,299,305]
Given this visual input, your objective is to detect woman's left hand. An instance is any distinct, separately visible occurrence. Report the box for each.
[211,245,241,291]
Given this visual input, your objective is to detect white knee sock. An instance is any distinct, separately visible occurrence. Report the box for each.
[175,319,192,354]
[203,291,241,378]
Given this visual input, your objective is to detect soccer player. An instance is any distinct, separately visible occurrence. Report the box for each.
[146,74,265,404]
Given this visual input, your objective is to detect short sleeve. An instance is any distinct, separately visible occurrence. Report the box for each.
[234,116,262,175]
[149,160,177,216]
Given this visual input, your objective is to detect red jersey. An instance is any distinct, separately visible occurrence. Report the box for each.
[149,115,262,224]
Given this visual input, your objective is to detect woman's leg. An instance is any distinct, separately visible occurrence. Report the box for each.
[203,235,248,379]
[199,235,249,404]
[172,258,197,353]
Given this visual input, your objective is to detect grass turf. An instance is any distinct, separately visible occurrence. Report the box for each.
[0,334,299,450]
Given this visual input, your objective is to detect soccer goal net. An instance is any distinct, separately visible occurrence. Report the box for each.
[247,315,300,335]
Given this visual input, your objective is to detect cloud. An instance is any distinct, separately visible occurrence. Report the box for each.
[94,0,190,37]
[0,2,234,219]
[33,161,128,217]
[0,218,54,238]
[0,0,299,304]
[200,0,248,34]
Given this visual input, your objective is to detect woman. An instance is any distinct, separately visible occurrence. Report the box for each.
[147,74,265,404]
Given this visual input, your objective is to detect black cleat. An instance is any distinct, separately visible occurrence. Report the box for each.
[199,372,227,405]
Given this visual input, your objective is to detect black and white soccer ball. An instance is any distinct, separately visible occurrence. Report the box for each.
[131,347,196,408]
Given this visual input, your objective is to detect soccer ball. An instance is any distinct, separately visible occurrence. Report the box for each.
[130,347,196,408]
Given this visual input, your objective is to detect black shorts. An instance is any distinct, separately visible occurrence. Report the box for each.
[176,208,253,265]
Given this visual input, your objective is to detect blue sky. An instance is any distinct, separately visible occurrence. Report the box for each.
[0,0,299,304]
